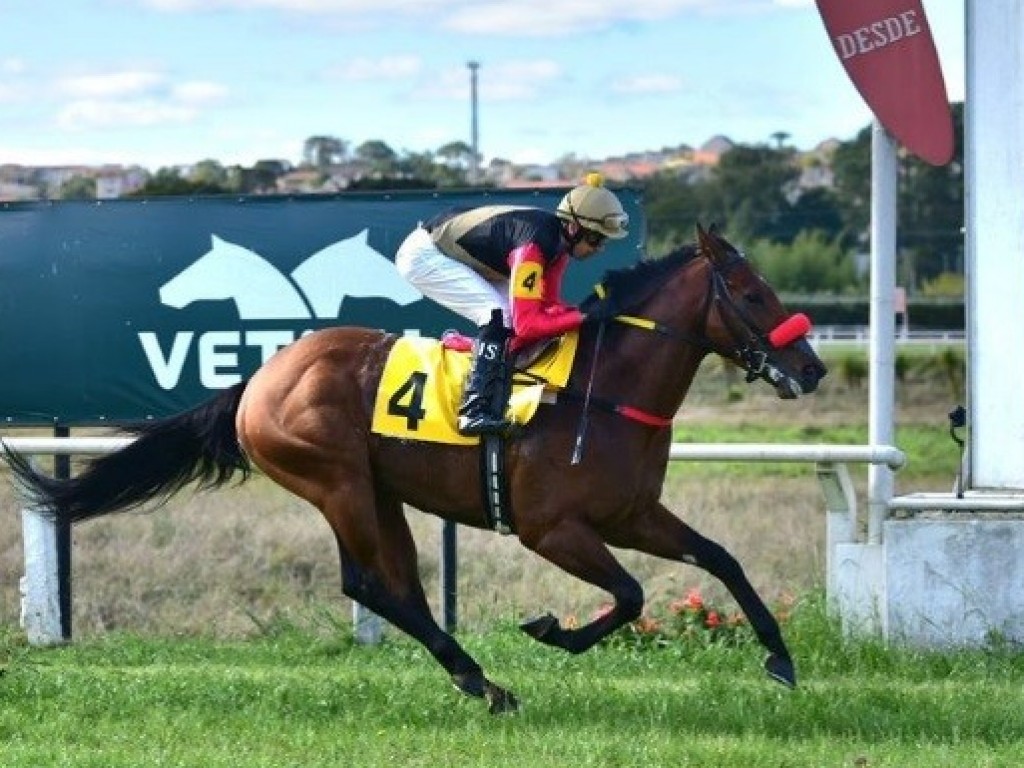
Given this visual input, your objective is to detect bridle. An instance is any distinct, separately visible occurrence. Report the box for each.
[602,250,804,388]
[564,247,811,434]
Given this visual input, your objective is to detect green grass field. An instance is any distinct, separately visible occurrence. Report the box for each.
[2,598,1022,768]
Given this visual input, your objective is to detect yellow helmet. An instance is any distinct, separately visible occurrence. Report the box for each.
[556,172,629,239]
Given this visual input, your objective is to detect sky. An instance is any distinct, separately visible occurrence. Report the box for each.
[0,0,965,171]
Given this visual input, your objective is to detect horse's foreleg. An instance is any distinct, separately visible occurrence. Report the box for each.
[519,519,644,654]
[627,503,796,688]
[328,489,518,714]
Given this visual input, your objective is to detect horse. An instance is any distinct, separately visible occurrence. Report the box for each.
[4,224,826,715]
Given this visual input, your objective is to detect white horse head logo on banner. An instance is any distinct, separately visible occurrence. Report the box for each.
[159,230,422,320]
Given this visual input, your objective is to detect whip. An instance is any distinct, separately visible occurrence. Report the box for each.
[571,321,606,465]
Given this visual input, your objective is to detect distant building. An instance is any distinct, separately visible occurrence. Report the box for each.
[693,135,735,166]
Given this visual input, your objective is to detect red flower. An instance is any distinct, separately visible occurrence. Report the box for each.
[705,610,722,629]
[682,588,704,612]
[634,615,661,634]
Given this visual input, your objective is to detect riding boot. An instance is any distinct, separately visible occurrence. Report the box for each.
[458,309,514,436]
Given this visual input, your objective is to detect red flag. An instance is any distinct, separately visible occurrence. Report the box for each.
[815,0,953,165]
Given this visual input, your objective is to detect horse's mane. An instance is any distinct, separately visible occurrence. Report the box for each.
[581,244,700,312]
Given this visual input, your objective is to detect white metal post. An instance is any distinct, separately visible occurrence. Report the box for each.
[965,0,1024,489]
[867,123,899,544]
[20,506,63,645]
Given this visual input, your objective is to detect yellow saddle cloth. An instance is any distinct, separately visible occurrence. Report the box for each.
[371,332,579,445]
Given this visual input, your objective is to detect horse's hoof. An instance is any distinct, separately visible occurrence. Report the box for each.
[520,612,559,641]
[764,654,797,688]
[484,683,519,715]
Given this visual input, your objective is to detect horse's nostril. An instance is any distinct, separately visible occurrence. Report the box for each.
[802,364,825,392]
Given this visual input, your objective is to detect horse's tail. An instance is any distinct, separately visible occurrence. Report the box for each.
[3,382,251,525]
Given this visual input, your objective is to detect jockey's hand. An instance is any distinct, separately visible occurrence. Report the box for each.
[542,303,575,316]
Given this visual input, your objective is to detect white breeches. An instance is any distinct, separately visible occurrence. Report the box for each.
[395,227,510,328]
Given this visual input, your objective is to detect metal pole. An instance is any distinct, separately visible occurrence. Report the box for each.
[440,521,458,631]
[467,60,480,185]
[54,424,72,640]
[867,122,898,544]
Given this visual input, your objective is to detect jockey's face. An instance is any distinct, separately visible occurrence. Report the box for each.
[570,225,607,260]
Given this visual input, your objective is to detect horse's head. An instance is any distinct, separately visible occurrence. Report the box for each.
[580,224,827,400]
[694,224,827,398]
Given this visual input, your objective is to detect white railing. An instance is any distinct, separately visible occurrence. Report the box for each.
[4,437,905,646]
[809,326,964,346]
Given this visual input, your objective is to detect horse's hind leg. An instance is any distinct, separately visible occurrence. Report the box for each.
[627,502,796,687]
[327,484,518,714]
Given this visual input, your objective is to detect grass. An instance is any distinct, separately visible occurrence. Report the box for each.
[2,597,1022,768]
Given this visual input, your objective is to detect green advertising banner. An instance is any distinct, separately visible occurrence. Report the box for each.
[0,188,644,425]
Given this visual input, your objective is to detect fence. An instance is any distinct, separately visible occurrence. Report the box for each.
[4,437,905,646]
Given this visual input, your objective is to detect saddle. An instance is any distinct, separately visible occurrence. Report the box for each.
[370,332,579,535]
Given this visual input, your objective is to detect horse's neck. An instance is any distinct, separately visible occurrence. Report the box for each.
[584,323,707,421]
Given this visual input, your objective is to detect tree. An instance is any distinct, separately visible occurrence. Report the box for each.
[129,167,229,196]
[189,159,229,189]
[747,230,859,294]
[355,140,398,175]
[898,101,964,283]
[233,159,290,194]
[642,170,710,253]
[830,126,872,249]
[831,102,965,286]
[435,141,474,170]
[59,174,96,200]
[704,143,801,242]
[302,136,348,169]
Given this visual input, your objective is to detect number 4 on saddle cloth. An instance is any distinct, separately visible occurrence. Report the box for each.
[370,332,580,445]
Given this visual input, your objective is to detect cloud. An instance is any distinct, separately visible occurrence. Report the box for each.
[610,74,683,95]
[335,56,421,81]
[140,0,451,13]
[440,0,790,35]
[59,71,165,99]
[57,100,198,130]
[0,60,29,103]
[2,58,27,75]
[136,0,802,34]
[172,81,229,105]
[54,70,227,131]
[409,59,562,102]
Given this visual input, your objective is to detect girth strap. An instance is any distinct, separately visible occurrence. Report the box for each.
[480,434,514,535]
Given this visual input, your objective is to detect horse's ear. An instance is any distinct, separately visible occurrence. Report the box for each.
[695,223,723,262]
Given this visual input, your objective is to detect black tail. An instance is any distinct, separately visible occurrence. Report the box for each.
[3,382,251,524]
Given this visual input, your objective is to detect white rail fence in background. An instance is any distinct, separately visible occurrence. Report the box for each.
[3,437,905,646]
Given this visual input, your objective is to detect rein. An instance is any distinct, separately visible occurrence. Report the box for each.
[571,252,808,429]
[613,255,794,384]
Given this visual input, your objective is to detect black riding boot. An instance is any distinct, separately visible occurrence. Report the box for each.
[458,309,513,436]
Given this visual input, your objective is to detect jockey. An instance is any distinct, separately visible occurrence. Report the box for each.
[395,173,629,436]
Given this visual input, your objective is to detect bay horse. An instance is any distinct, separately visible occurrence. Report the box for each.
[4,225,826,714]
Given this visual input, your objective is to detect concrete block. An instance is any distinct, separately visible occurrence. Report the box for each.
[832,543,886,636]
[885,516,1024,647]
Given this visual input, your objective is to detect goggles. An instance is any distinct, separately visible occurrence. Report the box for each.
[576,210,629,236]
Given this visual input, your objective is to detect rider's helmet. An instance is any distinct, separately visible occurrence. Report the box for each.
[556,172,629,240]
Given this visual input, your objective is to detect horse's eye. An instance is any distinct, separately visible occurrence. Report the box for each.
[744,292,764,305]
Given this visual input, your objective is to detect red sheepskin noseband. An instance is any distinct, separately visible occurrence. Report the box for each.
[768,313,812,348]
